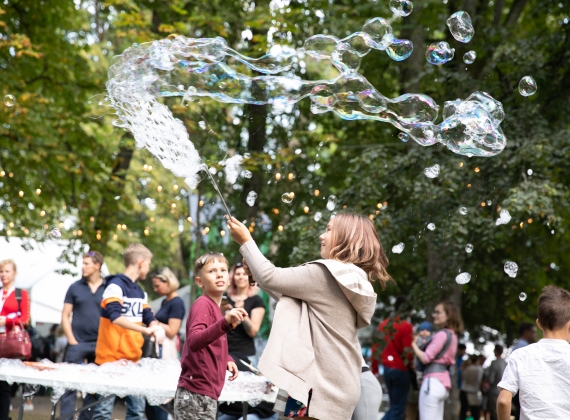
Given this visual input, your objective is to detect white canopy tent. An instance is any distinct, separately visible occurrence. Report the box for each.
[0,237,108,328]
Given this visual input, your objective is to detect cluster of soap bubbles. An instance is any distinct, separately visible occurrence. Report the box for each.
[106,14,508,182]
[426,42,455,65]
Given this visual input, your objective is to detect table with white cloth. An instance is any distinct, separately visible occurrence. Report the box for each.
[0,358,277,420]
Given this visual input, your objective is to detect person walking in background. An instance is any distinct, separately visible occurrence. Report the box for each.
[0,259,30,420]
[92,244,164,420]
[487,345,507,420]
[225,262,266,366]
[372,297,414,420]
[53,326,68,363]
[511,322,537,419]
[460,354,484,420]
[151,267,185,359]
[412,301,463,420]
[456,343,467,389]
[497,286,570,419]
[60,251,106,420]
[146,267,185,420]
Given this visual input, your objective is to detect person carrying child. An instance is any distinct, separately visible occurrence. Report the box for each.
[497,285,570,419]
[174,252,247,420]
[228,213,390,420]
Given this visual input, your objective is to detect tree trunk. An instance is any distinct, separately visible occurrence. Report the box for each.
[238,103,267,221]
[93,133,134,250]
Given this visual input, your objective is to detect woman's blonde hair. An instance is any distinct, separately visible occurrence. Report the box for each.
[153,267,180,294]
[328,213,392,289]
[0,259,17,272]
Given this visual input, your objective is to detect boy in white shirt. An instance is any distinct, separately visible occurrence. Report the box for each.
[497,286,570,420]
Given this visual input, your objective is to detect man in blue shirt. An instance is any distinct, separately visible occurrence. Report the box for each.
[60,251,105,420]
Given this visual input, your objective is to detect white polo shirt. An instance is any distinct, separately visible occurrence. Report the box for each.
[498,339,570,420]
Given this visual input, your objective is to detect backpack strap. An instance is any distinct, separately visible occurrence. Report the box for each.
[434,329,453,360]
[15,287,22,314]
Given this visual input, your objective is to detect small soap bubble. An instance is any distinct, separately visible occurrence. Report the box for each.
[426,42,455,65]
[455,272,471,285]
[427,223,435,231]
[392,243,405,254]
[496,209,511,225]
[387,355,394,361]
[518,76,537,97]
[424,164,440,178]
[504,261,518,278]
[527,169,533,176]
[243,170,253,178]
[465,244,473,253]
[486,200,492,206]
[389,0,413,17]
[281,192,294,204]
[4,95,15,107]
[326,195,337,211]
[398,132,409,142]
[519,292,527,301]
[446,11,475,43]
[314,211,322,222]
[463,51,476,64]
[48,228,61,240]
[386,38,414,61]
[246,191,257,207]
[198,121,207,130]
[459,207,468,215]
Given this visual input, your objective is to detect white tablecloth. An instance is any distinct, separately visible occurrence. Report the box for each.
[0,358,276,406]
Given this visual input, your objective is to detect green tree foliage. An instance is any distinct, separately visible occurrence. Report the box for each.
[1,0,569,338]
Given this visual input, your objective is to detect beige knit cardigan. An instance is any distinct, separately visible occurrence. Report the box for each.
[240,240,377,420]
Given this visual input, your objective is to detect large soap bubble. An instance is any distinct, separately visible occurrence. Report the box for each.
[447,11,475,43]
[518,76,537,96]
[426,42,455,65]
[106,17,507,182]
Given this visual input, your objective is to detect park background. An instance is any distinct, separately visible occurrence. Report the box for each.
[1,0,569,347]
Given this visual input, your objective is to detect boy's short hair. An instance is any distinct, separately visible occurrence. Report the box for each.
[83,251,104,267]
[518,322,535,337]
[537,285,570,331]
[123,243,153,266]
[194,252,228,277]
[494,344,504,356]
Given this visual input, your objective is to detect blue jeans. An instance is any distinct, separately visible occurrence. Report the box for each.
[218,414,278,420]
[92,394,145,420]
[383,367,410,420]
[60,342,98,420]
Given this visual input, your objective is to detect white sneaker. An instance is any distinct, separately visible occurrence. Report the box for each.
[23,404,34,411]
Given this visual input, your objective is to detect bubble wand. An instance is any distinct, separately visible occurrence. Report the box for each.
[200,164,232,218]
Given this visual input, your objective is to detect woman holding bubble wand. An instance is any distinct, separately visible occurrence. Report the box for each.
[228,214,390,420]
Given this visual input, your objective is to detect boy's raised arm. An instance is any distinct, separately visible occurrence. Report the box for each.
[497,388,513,420]
[187,303,246,352]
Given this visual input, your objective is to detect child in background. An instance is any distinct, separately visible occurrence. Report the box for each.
[175,252,247,420]
[415,321,434,374]
[497,286,570,419]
